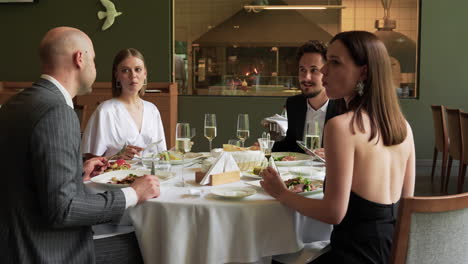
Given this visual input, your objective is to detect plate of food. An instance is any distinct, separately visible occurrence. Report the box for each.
[159,151,204,165]
[284,176,323,195]
[245,176,323,196]
[211,187,257,199]
[241,166,264,179]
[103,159,132,173]
[272,152,313,166]
[90,169,175,188]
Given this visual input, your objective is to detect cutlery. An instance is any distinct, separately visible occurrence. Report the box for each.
[151,161,156,175]
[296,140,326,163]
[106,142,128,161]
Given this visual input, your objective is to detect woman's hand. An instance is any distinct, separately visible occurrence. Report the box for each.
[313,148,326,159]
[260,167,288,199]
[119,145,144,160]
[83,157,108,181]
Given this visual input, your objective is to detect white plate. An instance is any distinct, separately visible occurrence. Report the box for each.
[211,187,257,199]
[242,171,262,179]
[289,167,325,179]
[170,153,204,165]
[91,169,175,188]
[245,180,323,196]
[91,169,150,188]
[272,152,313,166]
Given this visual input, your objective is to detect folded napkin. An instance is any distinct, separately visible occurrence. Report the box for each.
[199,152,240,185]
[264,114,288,136]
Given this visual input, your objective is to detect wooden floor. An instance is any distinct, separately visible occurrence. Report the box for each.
[414,174,468,196]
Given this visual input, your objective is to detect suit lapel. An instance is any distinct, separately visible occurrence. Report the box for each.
[296,96,307,140]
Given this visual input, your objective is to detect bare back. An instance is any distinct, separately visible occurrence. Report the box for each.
[324,111,415,206]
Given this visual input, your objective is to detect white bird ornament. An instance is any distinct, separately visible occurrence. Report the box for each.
[97,0,122,31]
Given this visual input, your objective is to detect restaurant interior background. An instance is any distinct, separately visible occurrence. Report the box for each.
[0,0,467,175]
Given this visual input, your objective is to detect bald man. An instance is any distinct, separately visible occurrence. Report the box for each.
[0,27,159,263]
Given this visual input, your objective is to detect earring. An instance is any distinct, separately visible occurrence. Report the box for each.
[116,80,122,89]
[355,81,364,96]
[143,78,147,86]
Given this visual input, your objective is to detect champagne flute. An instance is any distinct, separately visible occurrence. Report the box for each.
[204,114,217,151]
[236,114,249,147]
[175,123,191,186]
[304,120,320,150]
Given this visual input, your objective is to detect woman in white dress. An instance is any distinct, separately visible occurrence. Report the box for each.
[82,48,166,160]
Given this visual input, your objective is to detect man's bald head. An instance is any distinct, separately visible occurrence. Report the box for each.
[39,27,96,97]
[39,27,93,72]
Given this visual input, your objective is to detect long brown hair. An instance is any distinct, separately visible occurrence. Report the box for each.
[111,48,147,97]
[330,31,407,146]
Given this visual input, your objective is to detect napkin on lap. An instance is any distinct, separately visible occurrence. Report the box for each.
[264,114,288,136]
[200,152,240,185]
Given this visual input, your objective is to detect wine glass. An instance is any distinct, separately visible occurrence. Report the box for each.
[204,114,217,151]
[258,138,275,160]
[228,139,240,146]
[175,123,191,186]
[141,141,160,170]
[304,120,321,150]
[236,114,249,147]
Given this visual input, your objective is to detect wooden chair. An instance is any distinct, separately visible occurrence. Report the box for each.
[73,104,88,134]
[458,112,468,193]
[430,105,449,193]
[390,193,468,264]
[445,108,464,193]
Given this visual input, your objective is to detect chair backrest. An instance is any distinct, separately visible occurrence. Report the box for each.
[73,104,88,133]
[391,193,468,264]
[461,112,468,164]
[430,105,448,153]
[446,108,463,160]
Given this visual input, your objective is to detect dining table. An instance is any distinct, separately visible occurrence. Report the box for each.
[109,160,333,264]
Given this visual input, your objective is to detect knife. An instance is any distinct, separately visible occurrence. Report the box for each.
[151,161,156,175]
[296,140,326,163]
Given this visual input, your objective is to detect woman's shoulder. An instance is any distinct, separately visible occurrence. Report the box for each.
[96,98,118,110]
[142,99,160,111]
[327,111,353,128]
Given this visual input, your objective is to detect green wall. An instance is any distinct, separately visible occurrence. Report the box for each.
[2,0,468,159]
[180,0,468,158]
[0,0,172,82]
[399,0,468,159]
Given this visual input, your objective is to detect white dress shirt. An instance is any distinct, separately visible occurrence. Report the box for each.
[304,99,329,147]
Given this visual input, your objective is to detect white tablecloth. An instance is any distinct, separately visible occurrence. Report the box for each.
[128,166,332,264]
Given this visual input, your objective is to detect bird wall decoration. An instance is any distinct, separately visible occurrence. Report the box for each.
[97,0,122,31]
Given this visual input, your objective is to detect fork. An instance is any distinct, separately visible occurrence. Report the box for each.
[106,143,128,161]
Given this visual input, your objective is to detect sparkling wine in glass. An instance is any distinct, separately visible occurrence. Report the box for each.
[236,114,249,147]
[304,121,320,150]
[175,123,191,186]
[204,114,217,151]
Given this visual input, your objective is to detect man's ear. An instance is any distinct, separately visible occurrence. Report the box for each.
[73,51,84,69]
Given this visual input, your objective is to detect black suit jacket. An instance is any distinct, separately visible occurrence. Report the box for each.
[272,95,344,153]
[0,79,126,264]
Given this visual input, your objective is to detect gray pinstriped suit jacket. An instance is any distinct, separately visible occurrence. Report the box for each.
[0,79,126,263]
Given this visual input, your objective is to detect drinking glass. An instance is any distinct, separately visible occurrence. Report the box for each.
[258,138,275,160]
[204,114,217,151]
[304,120,321,150]
[236,114,249,147]
[175,123,192,186]
[228,139,240,146]
[141,141,160,170]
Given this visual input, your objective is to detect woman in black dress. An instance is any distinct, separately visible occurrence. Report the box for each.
[261,31,415,264]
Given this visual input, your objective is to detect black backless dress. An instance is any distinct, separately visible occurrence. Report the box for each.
[310,191,399,264]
